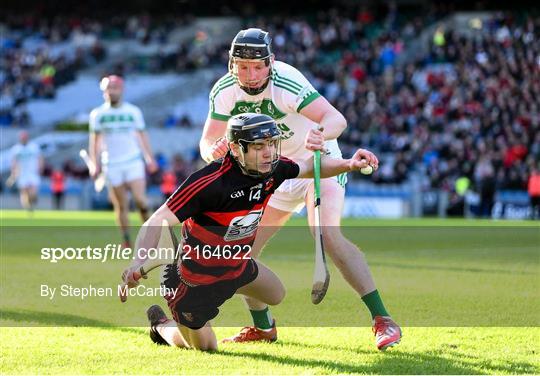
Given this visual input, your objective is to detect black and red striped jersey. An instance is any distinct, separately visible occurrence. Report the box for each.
[166,152,299,285]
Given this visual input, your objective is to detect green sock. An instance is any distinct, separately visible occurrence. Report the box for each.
[361,290,389,318]
[250,307,273,330]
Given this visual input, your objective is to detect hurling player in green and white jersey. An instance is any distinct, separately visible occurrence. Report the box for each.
[8,130,43,212]
[89,75,158,248]
[199,28,401,350]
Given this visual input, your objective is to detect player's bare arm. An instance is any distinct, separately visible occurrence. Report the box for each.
[295,148,379,179]
[137,130,158,173]
[7,159,19,187]
[122,203,180,288]
[88,132,102,178]
[300,96,347,151]
[10,158,19,177]
[136,203,180,250]
[200,117,228,163]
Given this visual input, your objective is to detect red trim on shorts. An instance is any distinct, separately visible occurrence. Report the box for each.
[167,283,188,315]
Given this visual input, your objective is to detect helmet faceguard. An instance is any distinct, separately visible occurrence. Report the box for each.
[235,136,281,179]
[227,113,282,179]
[228,28,273,96]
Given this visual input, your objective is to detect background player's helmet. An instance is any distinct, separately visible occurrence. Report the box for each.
[227,113,281,178]
[229,28,273,95]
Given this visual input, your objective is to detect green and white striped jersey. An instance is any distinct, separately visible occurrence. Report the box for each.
[89,102,145,165]
[209,61,342,160]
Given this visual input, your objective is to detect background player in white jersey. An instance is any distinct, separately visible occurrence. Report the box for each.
[89,75,158,247]
[8,130,43,212]
[199,28,401,350]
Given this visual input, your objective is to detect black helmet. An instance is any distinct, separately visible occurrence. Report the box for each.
[227,113,281,178]
[229,28,273,95]
[230,28,272,60]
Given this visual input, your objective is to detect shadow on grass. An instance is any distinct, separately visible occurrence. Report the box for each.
[218,342,538,375]
[290,338,538,374]
[0,309,143,334]
[2,309,537,374]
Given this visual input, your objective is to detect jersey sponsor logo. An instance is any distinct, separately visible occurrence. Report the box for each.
[224,209,264,241]
[267,102,275,115]
[250,183,263,190]
[231,100,294,140]
[15,150,39,160]
[231,99,286,120]
[276,123,294,140]
[99,114,135,124]
[230,190,245,199]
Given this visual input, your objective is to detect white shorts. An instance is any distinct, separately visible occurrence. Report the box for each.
[268,173,347,213]
[104,159,145,187]
[17,174,40,189]
[270,142,347,213]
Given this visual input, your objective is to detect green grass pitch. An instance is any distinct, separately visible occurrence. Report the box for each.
[0,210,539,374]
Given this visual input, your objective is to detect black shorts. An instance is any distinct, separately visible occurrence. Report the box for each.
[161,260,259,329]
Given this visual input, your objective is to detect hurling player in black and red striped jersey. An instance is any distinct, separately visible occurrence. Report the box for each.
[121,113,378,351]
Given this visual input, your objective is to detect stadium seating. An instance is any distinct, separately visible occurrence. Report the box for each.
[2,7,537,218]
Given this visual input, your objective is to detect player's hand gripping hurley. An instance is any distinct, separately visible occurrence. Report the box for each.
[311,149,330,304]
[119,219,177,302]
[79,149,106,192]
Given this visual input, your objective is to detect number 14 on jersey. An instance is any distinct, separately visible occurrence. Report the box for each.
[249,189,261,201]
